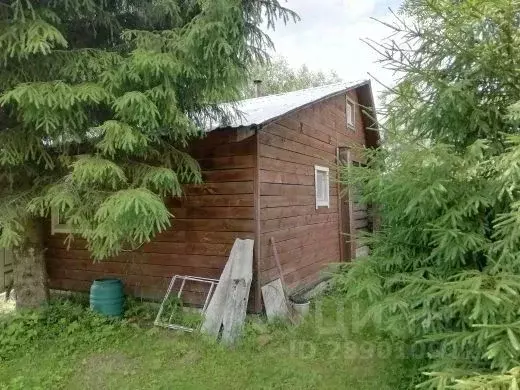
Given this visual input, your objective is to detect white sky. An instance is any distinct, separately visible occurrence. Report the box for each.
[266,0,404,104]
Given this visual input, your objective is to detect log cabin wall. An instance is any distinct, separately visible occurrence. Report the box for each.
[258,91,367,290]
[45,86,373,310]
[45,128,257,305]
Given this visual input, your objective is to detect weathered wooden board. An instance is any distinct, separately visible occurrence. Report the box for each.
[354,219,369,229]
[353,203,368,212]
[261,278,290,322]
[353,210,368,220]
[270,238,286,288]
[201,238,255,340]
[200,240,239,338]
[221,239,254,345]
[356,246,370,258]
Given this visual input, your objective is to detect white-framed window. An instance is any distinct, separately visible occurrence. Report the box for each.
[346,98,355,129]
[51,209,73,235]
[314,165,330,208]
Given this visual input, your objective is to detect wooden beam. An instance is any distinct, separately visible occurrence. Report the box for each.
[221,239,254,345]
[261,278,290,322]
[336,147,345,263]
[200,239,240,338]
[234,128,256,142]
[253,131,262,313]
[269,237,286,287]
[201,238,255,341]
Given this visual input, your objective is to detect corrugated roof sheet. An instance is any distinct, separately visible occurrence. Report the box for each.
[207,80,369,131]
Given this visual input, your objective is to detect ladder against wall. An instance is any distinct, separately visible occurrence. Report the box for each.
[338,147,373,261]
[0,249,14,293]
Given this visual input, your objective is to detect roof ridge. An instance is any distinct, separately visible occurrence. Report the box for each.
[204,79,372,131]
[234,80,367,104]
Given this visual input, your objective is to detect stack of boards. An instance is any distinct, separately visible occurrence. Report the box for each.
[201,237,294,345]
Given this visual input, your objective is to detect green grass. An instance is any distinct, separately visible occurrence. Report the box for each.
[0,295,419,390]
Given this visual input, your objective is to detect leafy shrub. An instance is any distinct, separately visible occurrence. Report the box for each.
[124,297,159,324]
[0,298,125,362]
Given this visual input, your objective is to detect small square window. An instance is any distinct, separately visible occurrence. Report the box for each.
[346,99,355,129]
[51,209,73,235]
[315,165,330,208]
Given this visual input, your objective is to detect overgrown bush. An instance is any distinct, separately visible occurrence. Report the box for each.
[124,297,159,324]
[337,137,520,388]
[0,298,126,362]
[336,1,520,388]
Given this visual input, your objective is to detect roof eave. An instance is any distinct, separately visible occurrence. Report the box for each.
[356,80,381,148]
[247,80,372,131]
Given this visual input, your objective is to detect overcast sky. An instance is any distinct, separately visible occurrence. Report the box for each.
[266,0,404,102]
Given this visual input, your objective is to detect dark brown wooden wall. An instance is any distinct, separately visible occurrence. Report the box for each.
[45,129,256,304]
[258,91,367,290]
[45,88,372,308]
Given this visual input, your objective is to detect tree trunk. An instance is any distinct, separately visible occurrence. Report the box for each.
[12,218,49,309]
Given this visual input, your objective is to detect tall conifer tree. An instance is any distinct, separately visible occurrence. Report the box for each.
[338,1,520,387]
[0,0,297,307]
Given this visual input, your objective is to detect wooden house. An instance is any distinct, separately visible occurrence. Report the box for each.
[45,80,379,311]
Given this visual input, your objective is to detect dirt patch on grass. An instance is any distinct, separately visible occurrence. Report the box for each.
[74,352,137,389]
[178,350,201,365]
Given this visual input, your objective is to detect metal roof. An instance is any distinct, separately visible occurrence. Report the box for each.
[207,80,369,131]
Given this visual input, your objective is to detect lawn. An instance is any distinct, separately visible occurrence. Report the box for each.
[0,295,418,389]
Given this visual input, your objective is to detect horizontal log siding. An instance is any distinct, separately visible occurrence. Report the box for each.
[45,129,256,302]
[258,91,367,289]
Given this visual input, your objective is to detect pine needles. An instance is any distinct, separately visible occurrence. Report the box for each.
[0,1,297,257]
[336,1,520,388]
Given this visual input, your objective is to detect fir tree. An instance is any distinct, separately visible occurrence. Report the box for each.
[0,0,297,308]
[337,1,520,388]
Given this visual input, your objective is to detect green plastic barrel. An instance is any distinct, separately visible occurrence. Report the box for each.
[90,278,124,317]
